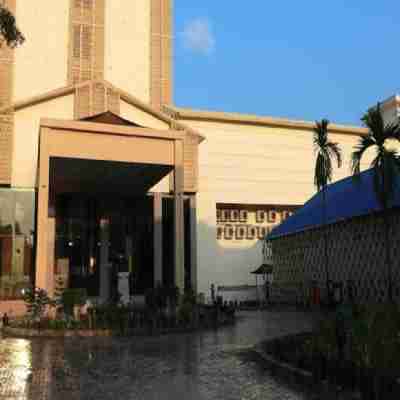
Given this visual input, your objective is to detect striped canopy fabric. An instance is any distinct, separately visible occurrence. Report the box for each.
[266,168,400,240]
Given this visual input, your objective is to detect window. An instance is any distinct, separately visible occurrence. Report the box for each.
[0,189,36,300]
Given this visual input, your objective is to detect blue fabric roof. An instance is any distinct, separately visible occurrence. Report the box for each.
[266,169,400,240]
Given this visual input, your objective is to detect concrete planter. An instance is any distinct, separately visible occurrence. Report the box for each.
[2,326,113,338]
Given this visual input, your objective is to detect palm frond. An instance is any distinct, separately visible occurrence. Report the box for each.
[361,103,385,146]
[313,119,340,191]
[371,148,400,208]
[351,134,376,176]
[313,119,329,150]
[327,142,342,168]
[314,149,333,191]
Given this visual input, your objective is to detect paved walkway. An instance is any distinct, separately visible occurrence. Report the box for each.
[0,310,325,400]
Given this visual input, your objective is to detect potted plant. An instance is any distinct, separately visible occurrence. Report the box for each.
[23,287,54,329]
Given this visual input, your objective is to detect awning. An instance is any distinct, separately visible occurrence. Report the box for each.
[251,263,273,274]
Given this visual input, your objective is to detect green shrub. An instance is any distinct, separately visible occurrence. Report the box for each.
[351,303,400,375]
[178,301,193,326]
[48,319,68,330]
[23,287,54,323]
[62,288,87,316]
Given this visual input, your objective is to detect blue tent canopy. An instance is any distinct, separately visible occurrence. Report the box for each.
[266,169,400,241]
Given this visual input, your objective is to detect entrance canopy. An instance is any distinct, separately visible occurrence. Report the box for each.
[36,118,189,295]
[40,117,185,197]
[51,158,172,196]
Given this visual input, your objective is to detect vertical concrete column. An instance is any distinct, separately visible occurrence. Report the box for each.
[189,195,198,294]
[99,218,110,302]
[46,217,56,297]
[46,189,56,297]
[35,129,50,292]
[153,192,163,287]
[35,128,50,290]
[174,140,185,294]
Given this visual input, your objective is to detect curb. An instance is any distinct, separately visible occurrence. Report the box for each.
[253,346,313,386]
[2,326,113,338]
[253,346,363,399]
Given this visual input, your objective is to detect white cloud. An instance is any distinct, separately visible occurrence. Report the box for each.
[182,18,215,55]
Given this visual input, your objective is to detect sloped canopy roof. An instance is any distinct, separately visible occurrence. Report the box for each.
[251,263,273,274]
[82,111,144,127]
[266,169,400,241]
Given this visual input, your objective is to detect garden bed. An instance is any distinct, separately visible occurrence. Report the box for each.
[2,326,113,338]
[2,303,236,338]
[258,329,400,400]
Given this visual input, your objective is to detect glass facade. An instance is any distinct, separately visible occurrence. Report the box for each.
[0,189,36,300]
[55,195,155,297]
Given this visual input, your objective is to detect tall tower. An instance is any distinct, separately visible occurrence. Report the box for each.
[4,0,173,106]
[0,0,173,185]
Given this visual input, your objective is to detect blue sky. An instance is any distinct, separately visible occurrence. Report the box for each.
[174,1,400,126]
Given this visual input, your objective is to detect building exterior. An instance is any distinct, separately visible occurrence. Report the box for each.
[266,169,400,305]
[0,0,397,314]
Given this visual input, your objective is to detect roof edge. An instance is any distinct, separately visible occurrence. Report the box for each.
[164,105,368,136]
[0,80,205,143]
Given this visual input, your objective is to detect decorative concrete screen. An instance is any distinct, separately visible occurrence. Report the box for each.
[216,204,299,242]
[270,210,400,305]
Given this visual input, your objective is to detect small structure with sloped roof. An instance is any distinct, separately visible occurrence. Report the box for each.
[266,169,400,305]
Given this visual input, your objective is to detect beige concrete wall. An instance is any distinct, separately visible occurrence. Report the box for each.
[149,174,171,193]
[105,1,151,103]
[12,95,74,188]
[120,100,169,130]
[119,101,171,192]
[14,0,70,102]
[180,118,374,298]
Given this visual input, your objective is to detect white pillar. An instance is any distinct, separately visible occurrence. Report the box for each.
[153,193,163,286]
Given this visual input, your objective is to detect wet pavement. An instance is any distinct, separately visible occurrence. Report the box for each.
[0,310,324,399]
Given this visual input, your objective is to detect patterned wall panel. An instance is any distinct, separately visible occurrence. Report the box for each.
[0,0,15,184]
[150,0,173,110]
[74,80,120,119]
[270,211,400,305]
[183,134,198,193]
[68,0,105,85]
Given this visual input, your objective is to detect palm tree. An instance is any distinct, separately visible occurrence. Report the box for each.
[351,103,400,302]
[313,119,342,302]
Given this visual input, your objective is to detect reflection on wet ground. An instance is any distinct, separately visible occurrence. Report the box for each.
[0,310,316,399]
